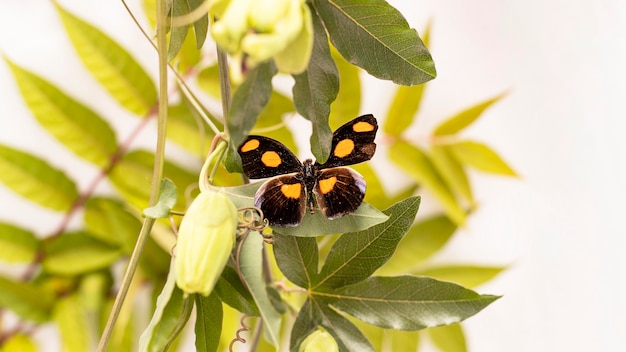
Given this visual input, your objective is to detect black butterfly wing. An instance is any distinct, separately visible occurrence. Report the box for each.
[254,175,306,226]
[238,135,302,179]
[313,168,366,220]
[318,114,378,170]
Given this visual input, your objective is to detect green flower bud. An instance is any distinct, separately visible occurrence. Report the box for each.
[298,329,338,352]
[175,190,238,296]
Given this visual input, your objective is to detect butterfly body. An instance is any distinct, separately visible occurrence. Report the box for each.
[238,115,377,227]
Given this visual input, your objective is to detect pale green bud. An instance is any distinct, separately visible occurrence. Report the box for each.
[175,190,238,296]
[211,0,253,53]
[298,329,339,352]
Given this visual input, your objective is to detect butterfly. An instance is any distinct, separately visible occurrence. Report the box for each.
[237,115,378,227]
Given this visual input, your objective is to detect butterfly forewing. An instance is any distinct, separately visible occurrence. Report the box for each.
[318,114,378,169]
[313,168,366,219]
[254,175,306,226]
[238,135,302,179]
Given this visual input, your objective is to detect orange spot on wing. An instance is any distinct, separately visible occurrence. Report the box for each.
[240,139,260,152]
[280,183,302,199]
[261,151,281,167]
[353,121,375,132]
[318,176,337,194]
[334,139,354,158]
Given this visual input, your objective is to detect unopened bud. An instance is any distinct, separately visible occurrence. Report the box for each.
[175,190,238,296]
[299,329,338,352]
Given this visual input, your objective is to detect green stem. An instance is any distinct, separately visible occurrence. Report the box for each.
[199,140,227,192]
[96,1,170,350]
[216,43,231,137]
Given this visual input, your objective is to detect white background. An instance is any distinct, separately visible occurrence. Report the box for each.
[1,0,626,351]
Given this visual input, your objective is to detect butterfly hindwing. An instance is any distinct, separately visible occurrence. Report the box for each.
[319,114,378,169]
[239,135,302,179]
[254,175,307,226]
[313,168,366,219]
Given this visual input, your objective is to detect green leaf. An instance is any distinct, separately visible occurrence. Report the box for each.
[389,141,465,225]
[109,150,196,211]
[430,146,474,206]
[388,330,420,352]
[316,302,375,352]
[55,4,157,115]
[351,163,387,209]
[197,64,221,98]
[188,0,209,49]
[195,292,223,352]
[215,265,260,316]
[290,300,320,351]
[167,97,215,157]
[255,91,298,155]
[0,334,37,352]
[447,141,517,176]
[0,275,54,323]
[239,232,281,347]
[328,47,361,130]
[314,0,435,85]
[53,295,90,352]
[143,178,178,218]
[293,9,339,164]
[433,93,505,136]
[415,265,506,289]
[384,84,426,136]
[42,231,122,275]
[377,214,457,276]
[140,263,193,352]
[168,0,191,61]
[316,197,420,289]
[428,323,467,352]
[4,60,117,167]
[321,275,500,330]
[225,62,277,172]
[83,197,142,254]
[272,234,319,288]
[0,144,78,211]
[0,222,39,263]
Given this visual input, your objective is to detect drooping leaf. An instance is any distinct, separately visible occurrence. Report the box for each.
[109,150,197,211]
[0,222,39,263]
[0,144,78,211]
[430,145,474,206]
[195,292,223,352]
[272,234,319,288]
[293,8,339,164]
[316,302,375,352]
[188,0,209,49]
[376,214,457,276]
[5,60,117,167]
[168,0,191,61]
[447,141,517,176]
[433,93,505,136]
[53,295,90,352]
[55,4,157,115]
[314,0,436,85]
[0,333,37,352]
[328,47,361,130]
[290,300,320,351]
[428,323,467,352]
[389,141,465,225]
[215,265,260,316]
[320,276,500,330]
[42,232,122,275]
[384,84,426,136]
[225,62,277,172]
[415,265,506,289]
[0,275,54,323]
[238,232,281,347]
[316,197,420,289]
[83,197,142,253]
[143,178,178,218]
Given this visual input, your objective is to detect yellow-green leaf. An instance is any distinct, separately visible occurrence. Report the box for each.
[53,295,90,352]
[0,144,78,211]
[55,4,157,115]
[83,197,141,253]
[448,141,517,176]
[428,323,467,352]
[42,232,122,275]
[168,0,191,62]
[0,334,37,352]
[5,60,117,167]
[329,47,361,130]
[0,222,39,263]
[416,265,506,289]
[433,93,505,136]
[384,84,426,136]
[0,276,54,323]
[389,141,465,225]
[430,145,474,206]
